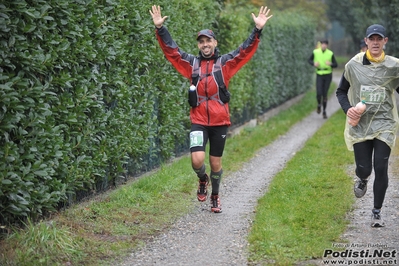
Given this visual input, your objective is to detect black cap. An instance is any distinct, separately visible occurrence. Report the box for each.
[197,29,216,40]
[320,39,328,44]
[360,39,367,48]
[366,24,386,38]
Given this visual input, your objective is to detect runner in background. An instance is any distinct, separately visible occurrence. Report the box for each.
[308,40,338,119]
[360,39,367,52]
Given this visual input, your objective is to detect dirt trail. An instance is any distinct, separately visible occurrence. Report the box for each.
[302,163,399,266]
[119,73,399,265]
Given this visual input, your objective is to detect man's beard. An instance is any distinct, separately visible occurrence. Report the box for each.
[200,49,214,58]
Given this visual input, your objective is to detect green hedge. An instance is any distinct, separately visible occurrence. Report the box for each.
[0,0,315,225]
[218,5,316,124]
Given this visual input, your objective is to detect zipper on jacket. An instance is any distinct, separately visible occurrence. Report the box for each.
[205,60,211,124]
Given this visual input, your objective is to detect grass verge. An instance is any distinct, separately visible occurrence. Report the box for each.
[1,77,353,266]
[335,55,350,67]
[247,110,355,265]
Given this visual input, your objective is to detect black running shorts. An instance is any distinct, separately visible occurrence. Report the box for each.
[189,124,228,157]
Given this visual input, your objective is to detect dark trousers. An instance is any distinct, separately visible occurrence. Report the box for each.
[353,139,391,209]
[316,73,332,111]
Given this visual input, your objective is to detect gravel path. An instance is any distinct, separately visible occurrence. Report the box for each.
[302,159,399,265]
[119,73,399,265]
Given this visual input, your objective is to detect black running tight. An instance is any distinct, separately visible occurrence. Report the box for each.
[316,73,332,111]
[353,139,391,209]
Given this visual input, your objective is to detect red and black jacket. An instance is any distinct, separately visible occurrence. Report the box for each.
[155,26,262,126]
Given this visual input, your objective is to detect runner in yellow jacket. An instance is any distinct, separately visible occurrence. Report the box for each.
[308,40,338,118]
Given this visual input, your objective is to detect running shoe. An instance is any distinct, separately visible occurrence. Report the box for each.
[323,111,327,119]
[354,178,368,198]
[197,174,209,202]
[210,194,222,213]
[371,209,385,227]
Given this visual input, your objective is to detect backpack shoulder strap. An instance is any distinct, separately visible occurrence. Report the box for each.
[210,58,230,104]
[191,57,201,86]
[212,57,224,88]
[191,57,230,105]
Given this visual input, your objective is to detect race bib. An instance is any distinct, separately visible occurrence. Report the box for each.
[360,85,386,104]
[190,131,204,148]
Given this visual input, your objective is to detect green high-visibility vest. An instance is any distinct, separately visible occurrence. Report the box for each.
[313,48,334,75]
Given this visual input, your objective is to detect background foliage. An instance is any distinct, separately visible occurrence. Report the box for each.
[325,0,399,57]
[249,0,328,31]
[0,0,315,225]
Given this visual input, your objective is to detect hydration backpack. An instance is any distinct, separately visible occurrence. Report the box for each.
[188,57,230,107]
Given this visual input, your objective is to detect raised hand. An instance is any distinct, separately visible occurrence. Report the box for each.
[149,5,168,28]
[251,6,273,30]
